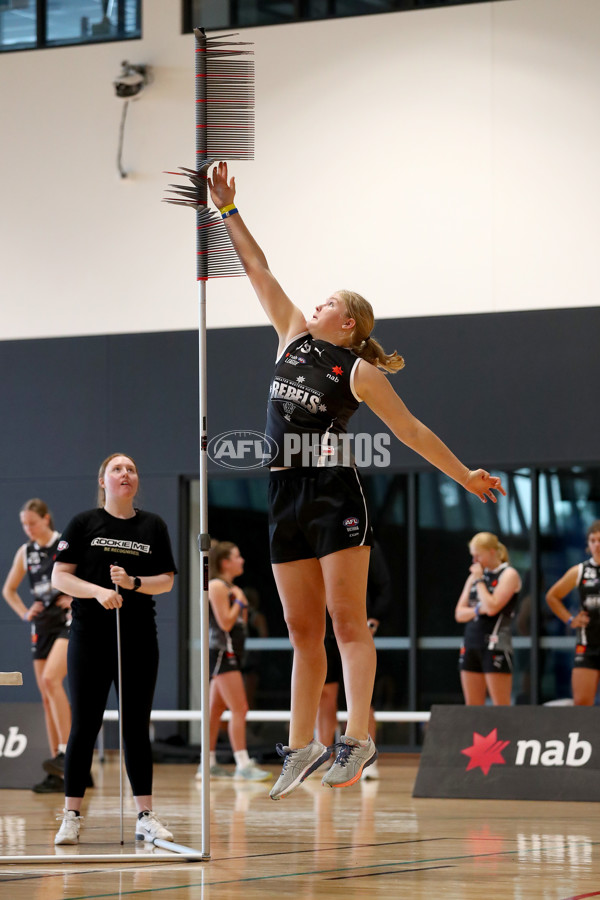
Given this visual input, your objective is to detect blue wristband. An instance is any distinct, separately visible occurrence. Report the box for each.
[222,207,238,219]
[567,616,574,627]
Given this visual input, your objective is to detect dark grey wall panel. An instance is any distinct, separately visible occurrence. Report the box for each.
[1,337,108,479]
[1,305,599,709]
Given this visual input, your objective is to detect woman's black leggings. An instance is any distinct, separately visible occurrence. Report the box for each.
[64,619,158,798]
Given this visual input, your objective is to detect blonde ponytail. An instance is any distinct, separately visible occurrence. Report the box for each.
[337,289,405,374]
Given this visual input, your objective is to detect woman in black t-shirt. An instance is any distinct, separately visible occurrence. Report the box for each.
[52,453,177,846]
[209,162,505,800]
[455,532,521,705]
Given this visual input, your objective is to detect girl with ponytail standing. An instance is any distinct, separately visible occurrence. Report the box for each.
[455,532,521,705]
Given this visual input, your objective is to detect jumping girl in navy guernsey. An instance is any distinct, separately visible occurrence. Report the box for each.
[208,160,505,800]
[455,532,521,705]
[546,520,600,705]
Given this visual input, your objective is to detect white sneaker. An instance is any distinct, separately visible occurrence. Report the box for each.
[135,811,174,843]
[233,762,272,782]
[54,809,82,845]
[361,760,380,780]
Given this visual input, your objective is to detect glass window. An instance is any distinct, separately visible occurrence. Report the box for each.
[184,464,600,743]
[365,472,408,636]
[0,0,140,52]
[186,0,504,32]
[47,0,140,46]
[0,1,37,51]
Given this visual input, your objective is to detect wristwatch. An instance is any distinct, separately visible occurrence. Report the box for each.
[131,576,142,591]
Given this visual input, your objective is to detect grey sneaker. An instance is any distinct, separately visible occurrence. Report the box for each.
[269,739,330,801]
[233,762,272,782]
[322,735,377,788]
[54,809,82,845]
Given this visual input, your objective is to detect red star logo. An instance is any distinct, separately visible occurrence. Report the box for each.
[332,365,343,376]
[461,729,510,775]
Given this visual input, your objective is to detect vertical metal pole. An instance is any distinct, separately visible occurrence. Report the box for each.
[115,592,124,846]
[529,468,540,704]
[198,280,211,860]
[407,472,418,749]
[195,27,211,862]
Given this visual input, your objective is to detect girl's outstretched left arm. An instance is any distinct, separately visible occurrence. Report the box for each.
[355,361,505,503]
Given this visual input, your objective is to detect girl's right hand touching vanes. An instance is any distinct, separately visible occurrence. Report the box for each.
[208,161,236,209]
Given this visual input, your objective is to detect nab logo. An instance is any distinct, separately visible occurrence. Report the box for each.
[0,727,28,758]
[462,729,510,775]
[462,729,593,775]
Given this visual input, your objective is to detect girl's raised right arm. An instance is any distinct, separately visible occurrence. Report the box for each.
[208,162,306,351]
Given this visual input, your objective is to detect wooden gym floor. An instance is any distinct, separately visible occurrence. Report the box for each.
[0,753,598,899]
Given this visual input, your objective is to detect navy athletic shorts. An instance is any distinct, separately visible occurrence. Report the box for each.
[209,647,243,678]
[268,466,373,564]
[459,645,513,675]
[573,644,600,670]
[31,622,70,660]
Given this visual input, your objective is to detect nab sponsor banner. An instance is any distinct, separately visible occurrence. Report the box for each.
[413,705,600,802]
[0,703,47,788]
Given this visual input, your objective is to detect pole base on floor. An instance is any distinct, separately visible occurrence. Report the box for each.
[153,838,206,859]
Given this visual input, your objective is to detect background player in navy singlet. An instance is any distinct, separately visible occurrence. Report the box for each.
[209,160,505,800]
[455,531,521,705]
[197,541,271,783]
[546,519,600,705]
[2,498,72,793]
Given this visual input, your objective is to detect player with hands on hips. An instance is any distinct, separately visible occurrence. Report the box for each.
[546,520,600,705]
[2,498,73,793]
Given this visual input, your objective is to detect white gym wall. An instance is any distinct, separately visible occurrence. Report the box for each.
[0,0,598,340]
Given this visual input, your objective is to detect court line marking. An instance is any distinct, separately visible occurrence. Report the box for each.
[46,839,600,900]
[561,892,600,900]
[225,836,445,860]
[326,864,455,880]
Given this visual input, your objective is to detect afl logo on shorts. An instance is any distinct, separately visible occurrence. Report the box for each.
[343,517,360,535]
[57,540,69,552]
